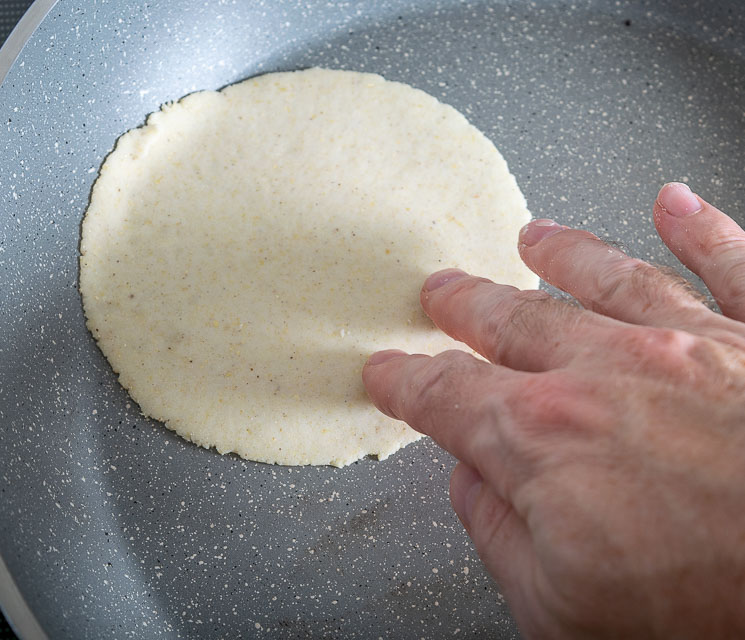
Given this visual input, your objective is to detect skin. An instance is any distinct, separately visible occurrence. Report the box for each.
[362,183,745,639]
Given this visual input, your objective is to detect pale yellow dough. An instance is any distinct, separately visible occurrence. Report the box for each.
[80,68,538,467]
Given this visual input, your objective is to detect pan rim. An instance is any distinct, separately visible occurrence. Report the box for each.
[0,0,57,87]
[0,1,58,637]
[0,553,48,640]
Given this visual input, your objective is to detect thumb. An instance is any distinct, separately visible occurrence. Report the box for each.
[449,460,486,533]
[450,462,540,634]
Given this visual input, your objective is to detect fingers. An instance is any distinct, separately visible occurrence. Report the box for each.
[363,348,591,505]
[420,269,620,372]
[363,349,509,459]
[653,182,745,321]
[517,219,711,327]
[363,349,526,492]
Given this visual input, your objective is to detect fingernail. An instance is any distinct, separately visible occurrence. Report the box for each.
[366,349,408,366]
[657,182,702,217]
[519,219,565,247]
[423,268,468,292]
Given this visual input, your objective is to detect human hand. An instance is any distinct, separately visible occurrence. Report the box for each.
[363,183,745,639]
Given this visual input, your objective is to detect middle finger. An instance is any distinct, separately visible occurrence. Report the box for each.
[517,219,713,329]
[420,269,624,371]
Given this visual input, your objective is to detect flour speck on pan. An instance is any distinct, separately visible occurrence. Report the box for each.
[79,68,537,466]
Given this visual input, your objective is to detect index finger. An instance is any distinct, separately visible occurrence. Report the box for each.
[363,348,527,499]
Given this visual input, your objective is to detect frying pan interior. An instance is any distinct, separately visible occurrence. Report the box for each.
[1,1,744,638]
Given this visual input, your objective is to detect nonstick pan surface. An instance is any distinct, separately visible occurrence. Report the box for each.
[1,1,744,638]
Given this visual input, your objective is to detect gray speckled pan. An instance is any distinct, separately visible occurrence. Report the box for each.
[1,1,744,638]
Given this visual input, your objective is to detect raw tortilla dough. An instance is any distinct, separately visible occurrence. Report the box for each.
[80,68,538,467]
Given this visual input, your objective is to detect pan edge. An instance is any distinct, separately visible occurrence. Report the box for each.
[0,553,48,640]
[0,0,58,86]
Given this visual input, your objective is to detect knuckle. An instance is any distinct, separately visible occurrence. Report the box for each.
[498,373,582,452]
[643,326,692,355]
[714,257,745,307]
[589,258,702,314]
[436,275,492,307]
[615,326,701,374]
[507,289,554,321]
[406,349,475,415]
[482,290,553,356]
[486,374,589,487]
[482,290,580,366]
[612,326,743,394]
[652,265,710,307]
[587,258,648,312]
[704,235,745,262]
[512,373,578,427]
[490,289,552,334]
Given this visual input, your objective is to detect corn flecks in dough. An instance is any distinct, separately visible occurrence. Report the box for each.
[80,68,538,466]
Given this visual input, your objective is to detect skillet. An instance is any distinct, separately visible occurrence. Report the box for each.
[1,1,744,637]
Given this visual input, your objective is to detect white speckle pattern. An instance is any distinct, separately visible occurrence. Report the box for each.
[1,1,745,638]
